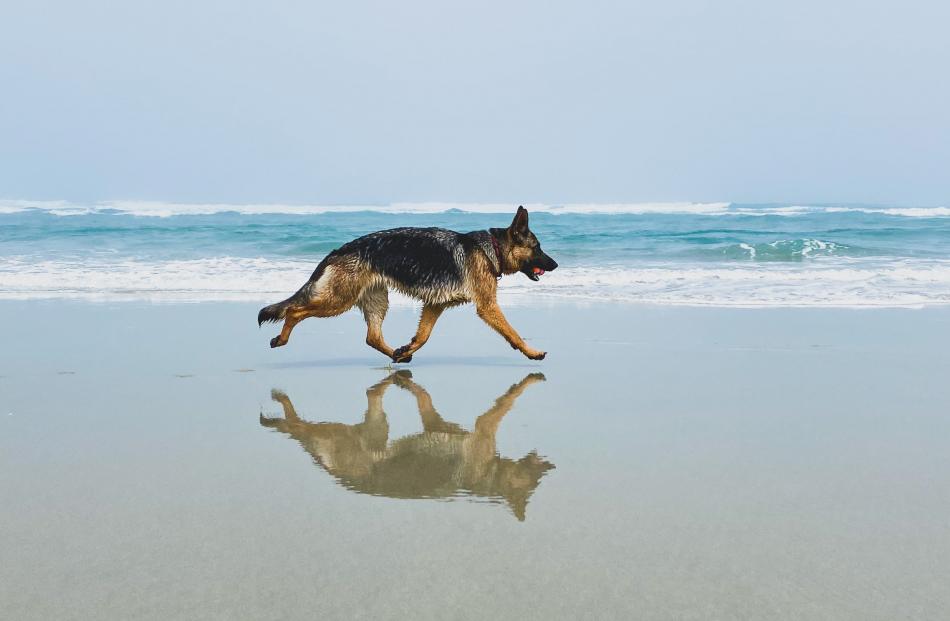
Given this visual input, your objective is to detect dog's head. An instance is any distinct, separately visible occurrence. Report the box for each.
[504,206,558,281]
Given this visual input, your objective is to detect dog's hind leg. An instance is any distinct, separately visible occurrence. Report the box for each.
[270,307,308,348]
[391,303,446,363]
[269,264,364,348]
[358,284,395,359]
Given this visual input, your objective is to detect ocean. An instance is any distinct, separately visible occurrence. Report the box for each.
[2,200,949,307]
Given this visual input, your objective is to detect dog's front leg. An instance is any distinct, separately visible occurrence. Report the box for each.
[475,300,546,360]
[391,304,446,363]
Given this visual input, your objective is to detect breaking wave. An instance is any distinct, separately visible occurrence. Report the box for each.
[713,239,856,261]
[2,200,948,218]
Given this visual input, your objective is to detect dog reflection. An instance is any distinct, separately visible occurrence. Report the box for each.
[260,371,553,520]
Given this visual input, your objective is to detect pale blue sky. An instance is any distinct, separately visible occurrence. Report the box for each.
[1,1,948,205]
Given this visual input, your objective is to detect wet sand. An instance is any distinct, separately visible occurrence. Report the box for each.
[2,301,950,619]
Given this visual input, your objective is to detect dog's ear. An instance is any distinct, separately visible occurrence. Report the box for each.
[509,206,529,237]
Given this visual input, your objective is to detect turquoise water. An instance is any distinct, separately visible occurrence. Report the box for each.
[2,201,949,306]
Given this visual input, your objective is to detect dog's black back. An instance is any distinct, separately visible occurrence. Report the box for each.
[327,227,479,291]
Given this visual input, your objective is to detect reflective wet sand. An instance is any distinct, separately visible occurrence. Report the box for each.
[2,302,949,619]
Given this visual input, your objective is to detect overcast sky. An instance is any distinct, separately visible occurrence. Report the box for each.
[1,1,948,205]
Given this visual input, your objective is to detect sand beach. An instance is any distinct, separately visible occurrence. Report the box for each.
[3,300,949,619]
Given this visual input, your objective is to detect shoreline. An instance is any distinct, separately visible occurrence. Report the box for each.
[2,293,950,309]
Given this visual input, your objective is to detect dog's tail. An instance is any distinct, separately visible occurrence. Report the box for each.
[257,295,299,326]
[257,256,334,326]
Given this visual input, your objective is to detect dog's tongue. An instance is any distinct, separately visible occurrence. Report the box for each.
[532,267,545,276]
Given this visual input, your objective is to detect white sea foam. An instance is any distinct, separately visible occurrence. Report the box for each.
[738,243,757,259]
[3,256,950,307]
[501,261,950,307]
[732,205,815,216]
[3,199,949,218]
[822,206,950,218]
[544,202,731,215]
[0,257,307,302]
[730,205,950,218]
[770,239,847,257]
[0,200,75,214]
[0,199,733,217]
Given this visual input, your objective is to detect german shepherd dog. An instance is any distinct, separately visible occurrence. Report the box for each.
[257,206,558,362]
[260,371,554,521]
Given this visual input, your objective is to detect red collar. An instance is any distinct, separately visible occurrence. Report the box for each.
[490,235,503,278]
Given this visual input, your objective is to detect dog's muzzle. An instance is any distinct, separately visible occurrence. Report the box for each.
[525,255,558,281]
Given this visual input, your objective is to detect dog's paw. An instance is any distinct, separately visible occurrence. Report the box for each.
[526,350,547,361]
[391,345,413,363]
[269,336,285,348]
